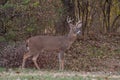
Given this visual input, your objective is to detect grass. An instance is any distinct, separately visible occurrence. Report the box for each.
[0,68,120,80]
[0,75,102,80]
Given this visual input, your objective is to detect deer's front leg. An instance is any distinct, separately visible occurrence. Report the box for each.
[58,52,64,71]
[32,54,40,70]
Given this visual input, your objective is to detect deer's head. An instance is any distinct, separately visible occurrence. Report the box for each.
[67,17,82,37]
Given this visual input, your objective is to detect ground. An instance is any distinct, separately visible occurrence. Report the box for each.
[0,68,120,80]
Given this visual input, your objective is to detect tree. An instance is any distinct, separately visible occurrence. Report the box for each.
[0,0,8,5]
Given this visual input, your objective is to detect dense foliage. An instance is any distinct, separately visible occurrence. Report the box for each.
[0,0,120,42]
[0,0,64,42]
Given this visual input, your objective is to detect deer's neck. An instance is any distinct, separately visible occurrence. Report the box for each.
[67,33,77,44]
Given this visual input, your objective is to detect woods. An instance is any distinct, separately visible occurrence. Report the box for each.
[0,0,120,41]
[0,0,120,71]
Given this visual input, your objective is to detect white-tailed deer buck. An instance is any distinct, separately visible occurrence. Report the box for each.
[22,17,82,70]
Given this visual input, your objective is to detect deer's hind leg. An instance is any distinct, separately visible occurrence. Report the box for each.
[32,54,40,70]
[22,52,31,69]
[58,51,64,71]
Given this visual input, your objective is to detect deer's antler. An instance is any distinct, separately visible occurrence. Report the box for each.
[66,16,74,23]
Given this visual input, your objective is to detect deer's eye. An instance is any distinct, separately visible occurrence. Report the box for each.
[74,28,81,34]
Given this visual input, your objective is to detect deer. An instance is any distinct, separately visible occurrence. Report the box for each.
[22,17,82,70]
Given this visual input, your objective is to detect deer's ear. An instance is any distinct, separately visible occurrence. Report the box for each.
[76,20,82,28]
[77,23,82,28]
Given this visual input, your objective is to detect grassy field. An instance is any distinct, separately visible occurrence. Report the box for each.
[0,68,120,80]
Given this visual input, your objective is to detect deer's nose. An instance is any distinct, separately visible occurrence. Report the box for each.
[74,28,81,35]
[76,30,81,34]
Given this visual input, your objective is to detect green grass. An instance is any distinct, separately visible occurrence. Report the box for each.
[0,67,6,72]
[0,75,99,80]
[0,68,120,80]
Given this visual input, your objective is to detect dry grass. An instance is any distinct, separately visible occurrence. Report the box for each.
[0,68,120,80]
